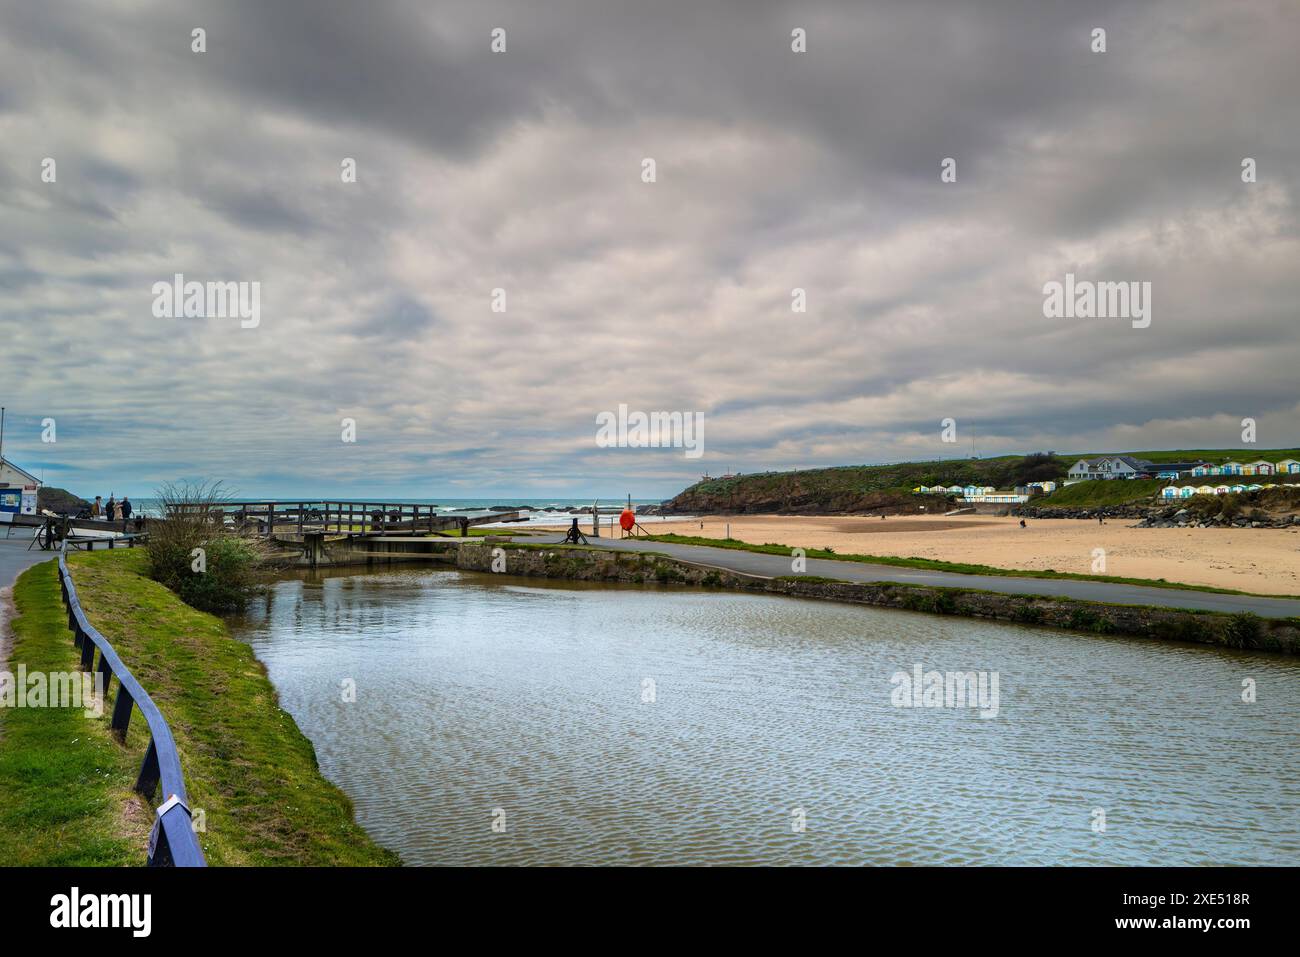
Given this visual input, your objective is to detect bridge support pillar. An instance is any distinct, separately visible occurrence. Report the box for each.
[303,532,325,568]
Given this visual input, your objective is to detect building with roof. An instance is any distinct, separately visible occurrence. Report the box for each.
[0,457,41,521]
[1066,456,1155,481]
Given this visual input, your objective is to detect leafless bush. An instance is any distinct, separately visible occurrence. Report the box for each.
[146,480,268,612]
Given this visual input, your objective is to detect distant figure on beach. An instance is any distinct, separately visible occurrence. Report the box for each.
[120,496,133,519]
[106,495,117,521]
[881,513,886,520]
[1019,519,1026,528]
[91,495,103,518]
[1098,515,1104,525]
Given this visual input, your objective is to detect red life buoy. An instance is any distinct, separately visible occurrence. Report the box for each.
[619,509,635,530]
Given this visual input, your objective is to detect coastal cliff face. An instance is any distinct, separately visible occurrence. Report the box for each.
[36,486,88,514]
[660,456,1067,515]
[664,483,925,515]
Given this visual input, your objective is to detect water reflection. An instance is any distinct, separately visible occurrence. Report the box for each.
[230,567,1300,866]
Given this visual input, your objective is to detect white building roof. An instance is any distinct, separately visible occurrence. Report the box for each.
[0,457,40,485]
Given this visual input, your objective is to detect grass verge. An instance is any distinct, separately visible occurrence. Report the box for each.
[0,560,147,864]
[3,550,398,866]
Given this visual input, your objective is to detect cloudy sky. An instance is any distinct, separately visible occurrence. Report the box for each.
[1,0,1297,499]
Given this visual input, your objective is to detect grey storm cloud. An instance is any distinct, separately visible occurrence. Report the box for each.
[0,0,1297,498]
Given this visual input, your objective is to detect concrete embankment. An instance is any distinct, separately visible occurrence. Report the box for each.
[452,542,1300,655]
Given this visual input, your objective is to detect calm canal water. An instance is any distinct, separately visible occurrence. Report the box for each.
[229,567,1300,866]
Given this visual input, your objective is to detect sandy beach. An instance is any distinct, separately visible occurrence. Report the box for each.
[533,513,1300,595]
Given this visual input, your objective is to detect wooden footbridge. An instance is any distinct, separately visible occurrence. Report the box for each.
[210,501,524,539]
[9,500,526,567]
[211,501,526,568]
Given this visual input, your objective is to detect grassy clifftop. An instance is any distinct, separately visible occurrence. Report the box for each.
[666,449,1300,514]
[1031,479,1167,509]
[664,454,1067,513]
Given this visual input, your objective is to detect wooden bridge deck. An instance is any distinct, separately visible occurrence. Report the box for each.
[204,501,524,539]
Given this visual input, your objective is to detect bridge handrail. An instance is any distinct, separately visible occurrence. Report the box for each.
[56,539,206,867]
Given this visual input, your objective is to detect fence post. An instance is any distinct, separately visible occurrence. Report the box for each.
[135,739,160,800]
[111,685,134,739]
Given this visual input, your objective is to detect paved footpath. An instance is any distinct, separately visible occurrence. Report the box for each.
[539,534,1300,619]
[0,535,55,647]
[0,535,52,590]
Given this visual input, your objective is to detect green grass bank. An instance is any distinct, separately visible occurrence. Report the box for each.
[0,560,145,865]
[0,551,399,866]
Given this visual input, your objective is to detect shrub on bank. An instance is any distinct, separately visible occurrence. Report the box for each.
[145,481,265,613]
[147,529,265,613]
[1225,612,1263,648]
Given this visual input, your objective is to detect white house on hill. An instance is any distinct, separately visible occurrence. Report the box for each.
[1067,456,1154,481]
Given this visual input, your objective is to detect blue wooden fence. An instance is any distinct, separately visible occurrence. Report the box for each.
[57,539,206,867]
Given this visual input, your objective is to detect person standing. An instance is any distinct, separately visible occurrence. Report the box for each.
[91,495,103,518]
[120,496,133,519]
[106,495,117,521]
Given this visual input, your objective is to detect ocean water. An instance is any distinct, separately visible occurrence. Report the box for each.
[128,497,668,525]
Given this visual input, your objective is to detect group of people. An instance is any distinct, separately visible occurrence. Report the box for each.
[90,494,132,521]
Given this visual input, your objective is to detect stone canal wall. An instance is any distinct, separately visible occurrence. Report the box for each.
[453,541,1300,655]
